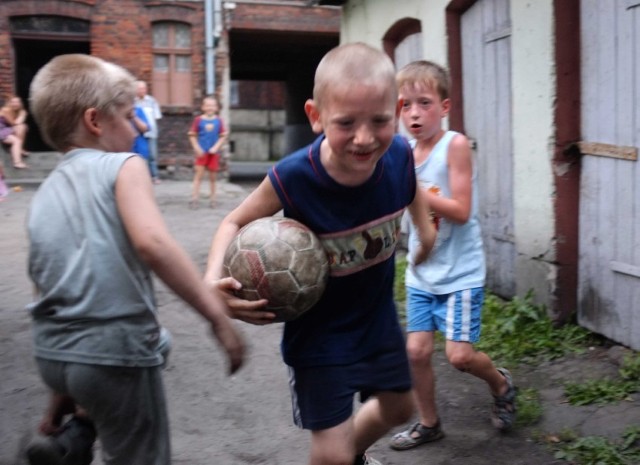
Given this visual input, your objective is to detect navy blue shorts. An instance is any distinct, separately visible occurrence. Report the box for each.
[287,346,412,431]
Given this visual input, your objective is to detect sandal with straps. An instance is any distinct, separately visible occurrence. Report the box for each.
[491,367,517,430]
[389,420,445,451]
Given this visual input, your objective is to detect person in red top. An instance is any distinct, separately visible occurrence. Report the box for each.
[187,95,228,209]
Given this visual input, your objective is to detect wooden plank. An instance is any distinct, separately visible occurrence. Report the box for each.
[611,261,640,279]
[484,27,511,43]
[577,141,638,161]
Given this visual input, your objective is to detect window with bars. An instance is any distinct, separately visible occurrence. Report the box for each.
[152,22,192,106]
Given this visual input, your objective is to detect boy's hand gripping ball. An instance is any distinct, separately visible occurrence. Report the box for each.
[222,217,329,322]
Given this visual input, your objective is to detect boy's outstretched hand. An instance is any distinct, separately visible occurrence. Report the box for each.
[209,318,246,375]
[212,277,276,326]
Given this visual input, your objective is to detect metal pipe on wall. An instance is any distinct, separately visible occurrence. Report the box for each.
[205,0,215,95]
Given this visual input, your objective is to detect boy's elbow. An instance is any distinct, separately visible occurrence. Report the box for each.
[452,211,471,224]
[133,233,167,266]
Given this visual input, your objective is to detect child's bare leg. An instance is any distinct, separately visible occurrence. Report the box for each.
[309,419,356,465]
[39,392,76,435]
[6,135,26,167]
[208,170,217,207]
[353,391,413,455]
[190,165,205,206]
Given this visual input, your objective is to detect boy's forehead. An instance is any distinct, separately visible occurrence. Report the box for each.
[325,81,396,103]
[400,80,437,95]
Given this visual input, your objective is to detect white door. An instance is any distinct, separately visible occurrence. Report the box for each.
[579,0,640,350]
[461,0,515,298]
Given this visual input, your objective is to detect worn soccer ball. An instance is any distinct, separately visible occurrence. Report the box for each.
[222,217,329,322]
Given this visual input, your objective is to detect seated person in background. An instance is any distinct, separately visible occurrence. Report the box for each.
[0,96,29,168]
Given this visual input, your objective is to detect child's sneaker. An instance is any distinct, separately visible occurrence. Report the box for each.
[491,367,517,430]
[26,416,96,465]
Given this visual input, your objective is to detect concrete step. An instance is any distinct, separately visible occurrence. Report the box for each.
[2,147,273,187]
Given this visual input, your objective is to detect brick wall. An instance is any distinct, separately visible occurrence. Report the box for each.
[0,0,205,157]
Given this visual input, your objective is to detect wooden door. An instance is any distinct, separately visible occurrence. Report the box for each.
[579,0,640,350]
[461,0,515,297]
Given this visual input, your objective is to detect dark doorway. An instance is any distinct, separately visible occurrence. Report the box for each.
[13,38,90,151]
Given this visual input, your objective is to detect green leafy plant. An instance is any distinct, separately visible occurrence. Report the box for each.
[515,387,543,427]
[394,254,408,317]
[619,353,640,382]
[564,378,637,406]
[564,353,640,406]
[553,426,640,464]
[475,291,595,366]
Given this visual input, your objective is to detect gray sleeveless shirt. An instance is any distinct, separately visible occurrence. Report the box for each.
[27,149,163,367]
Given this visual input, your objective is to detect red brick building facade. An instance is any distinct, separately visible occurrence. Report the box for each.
[0,0,339,159]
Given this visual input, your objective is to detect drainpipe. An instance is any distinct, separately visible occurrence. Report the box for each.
[205,0,215,94]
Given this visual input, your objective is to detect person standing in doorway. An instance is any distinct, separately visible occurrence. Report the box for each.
[135,81,162,183]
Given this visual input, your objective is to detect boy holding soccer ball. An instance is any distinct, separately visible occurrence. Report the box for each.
[206,42,436,465]
[25,54,244,465]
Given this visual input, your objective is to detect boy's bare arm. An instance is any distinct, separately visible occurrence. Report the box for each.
[188,133,203,156]
[209,130,229,154]
[132,116,148,134]
[205,177,283,325]
[427,134,473,224]
[407,186,437,265]
[115,156,245,374]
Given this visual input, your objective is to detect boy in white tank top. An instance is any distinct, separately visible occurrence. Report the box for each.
[389,60,517,451]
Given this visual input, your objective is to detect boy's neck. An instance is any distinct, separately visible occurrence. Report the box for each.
[414,128,446,162]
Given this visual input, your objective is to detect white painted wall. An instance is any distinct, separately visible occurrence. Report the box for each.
[339,0,449,66]
[510,0,556,303]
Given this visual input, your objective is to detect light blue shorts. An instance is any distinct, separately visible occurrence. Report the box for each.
[406,287,484,343]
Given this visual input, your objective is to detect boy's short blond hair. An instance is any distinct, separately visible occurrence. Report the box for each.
[29,54,136,151]
[313,42,397,108]
[396,60,450,102]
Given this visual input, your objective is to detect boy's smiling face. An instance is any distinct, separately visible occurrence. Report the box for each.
[306,82,399,184]
[202,98,219,117]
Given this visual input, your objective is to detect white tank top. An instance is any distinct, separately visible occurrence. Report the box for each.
[405,131,486,294]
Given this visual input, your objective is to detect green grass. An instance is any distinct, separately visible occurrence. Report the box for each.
[475,291,595,367]
[564,353,640,406]
[515,387,544,427]
[552,426,640,465]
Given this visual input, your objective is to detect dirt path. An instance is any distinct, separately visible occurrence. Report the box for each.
[1,179,637,465]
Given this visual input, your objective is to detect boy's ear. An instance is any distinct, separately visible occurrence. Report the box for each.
[396,98,403,117]
[304,99,323,134]
[441,98,451,118]
[82,108,101,136]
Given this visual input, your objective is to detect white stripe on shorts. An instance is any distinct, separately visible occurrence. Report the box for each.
[288,366,302,427]
[446,289,472,341]
[460,289,472,341]
[446,294,455,340]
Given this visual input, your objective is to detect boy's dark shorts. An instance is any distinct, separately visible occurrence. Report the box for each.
[287,345,412,431]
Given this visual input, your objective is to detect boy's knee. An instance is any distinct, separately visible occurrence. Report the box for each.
[406,341,434,366]
[447,351,473,371]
